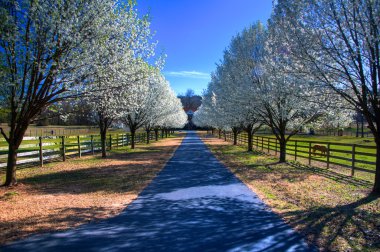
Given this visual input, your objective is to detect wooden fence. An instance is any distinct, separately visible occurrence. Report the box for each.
[217,132,376,177]
[0,132,165,171]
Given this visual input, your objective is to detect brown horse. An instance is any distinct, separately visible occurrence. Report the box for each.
[312,144,328,156]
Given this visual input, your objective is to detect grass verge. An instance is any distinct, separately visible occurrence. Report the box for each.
[0,133,184,245]
[201,133,380,252]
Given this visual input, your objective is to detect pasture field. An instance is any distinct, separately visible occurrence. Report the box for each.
[0,124,125,137]
[0,131,171,179]
[255,127,373,138]
[279,134,375,145]
[219,132,377,182]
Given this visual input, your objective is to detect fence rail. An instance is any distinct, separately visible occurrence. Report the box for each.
[0,131,166,171]
[215,132,376,178]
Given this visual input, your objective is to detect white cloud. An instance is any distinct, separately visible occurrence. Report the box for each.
[164,70,210,79]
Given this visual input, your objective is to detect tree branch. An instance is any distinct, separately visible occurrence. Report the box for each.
[0,127,10,143]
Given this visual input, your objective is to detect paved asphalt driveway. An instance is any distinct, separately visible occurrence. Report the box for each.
[2,132,315,251]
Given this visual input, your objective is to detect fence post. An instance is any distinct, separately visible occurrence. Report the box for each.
[109,134,112,150]
[116,134,119,148]
[267,138,270,153]
[77,136,81,158]
[91,135,94,155]
[39,137,43,167]
[351,144,356,176]
[61,136,66,161]
[261,137,264,151]
[295,140,298,161]
[121,134,124,147]
[326,143,330,169]
[275,139,278,155]
[308,142,311,165]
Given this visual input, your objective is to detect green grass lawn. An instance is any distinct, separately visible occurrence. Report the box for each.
[0,124,128,137]
[231,133,377,182]
[0,132,178,179]
[253,133,375,145]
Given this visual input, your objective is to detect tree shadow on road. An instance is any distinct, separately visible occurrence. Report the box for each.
[2,184,316,252]
[2,132,315,251]
[0,138,183,245]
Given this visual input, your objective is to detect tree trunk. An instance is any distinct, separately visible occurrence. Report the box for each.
[233,130,238,145]
[373,138,380,194]
[4,127,26,186]
[218,129,221,139]
[211,128,214,135]
[131,130,136,149]
[356,121,359,137]
[154,129,159,141]
[98,114,110,158]
[165,130,168,138]
[224,130,227,141]
[4,143,18,186]
[247,131,253,152]
[100,129,107,158]
[279,138,286,162]
[161,129,164,139]
[146,130,150,144]
[361,119,364,138]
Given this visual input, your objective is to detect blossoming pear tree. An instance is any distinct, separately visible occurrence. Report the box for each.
[217,23,265,150]
[0,0,117,186]
[194,19,350,163]
[120,69,186,149]
[142,74,186,143]
[85,3,156,157]
[271,0,380,194]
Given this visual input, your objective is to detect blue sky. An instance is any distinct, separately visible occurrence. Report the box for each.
[137,0,273,95]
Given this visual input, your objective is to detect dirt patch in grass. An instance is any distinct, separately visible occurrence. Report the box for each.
[0,134,184,245]
[201,134,380,252]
